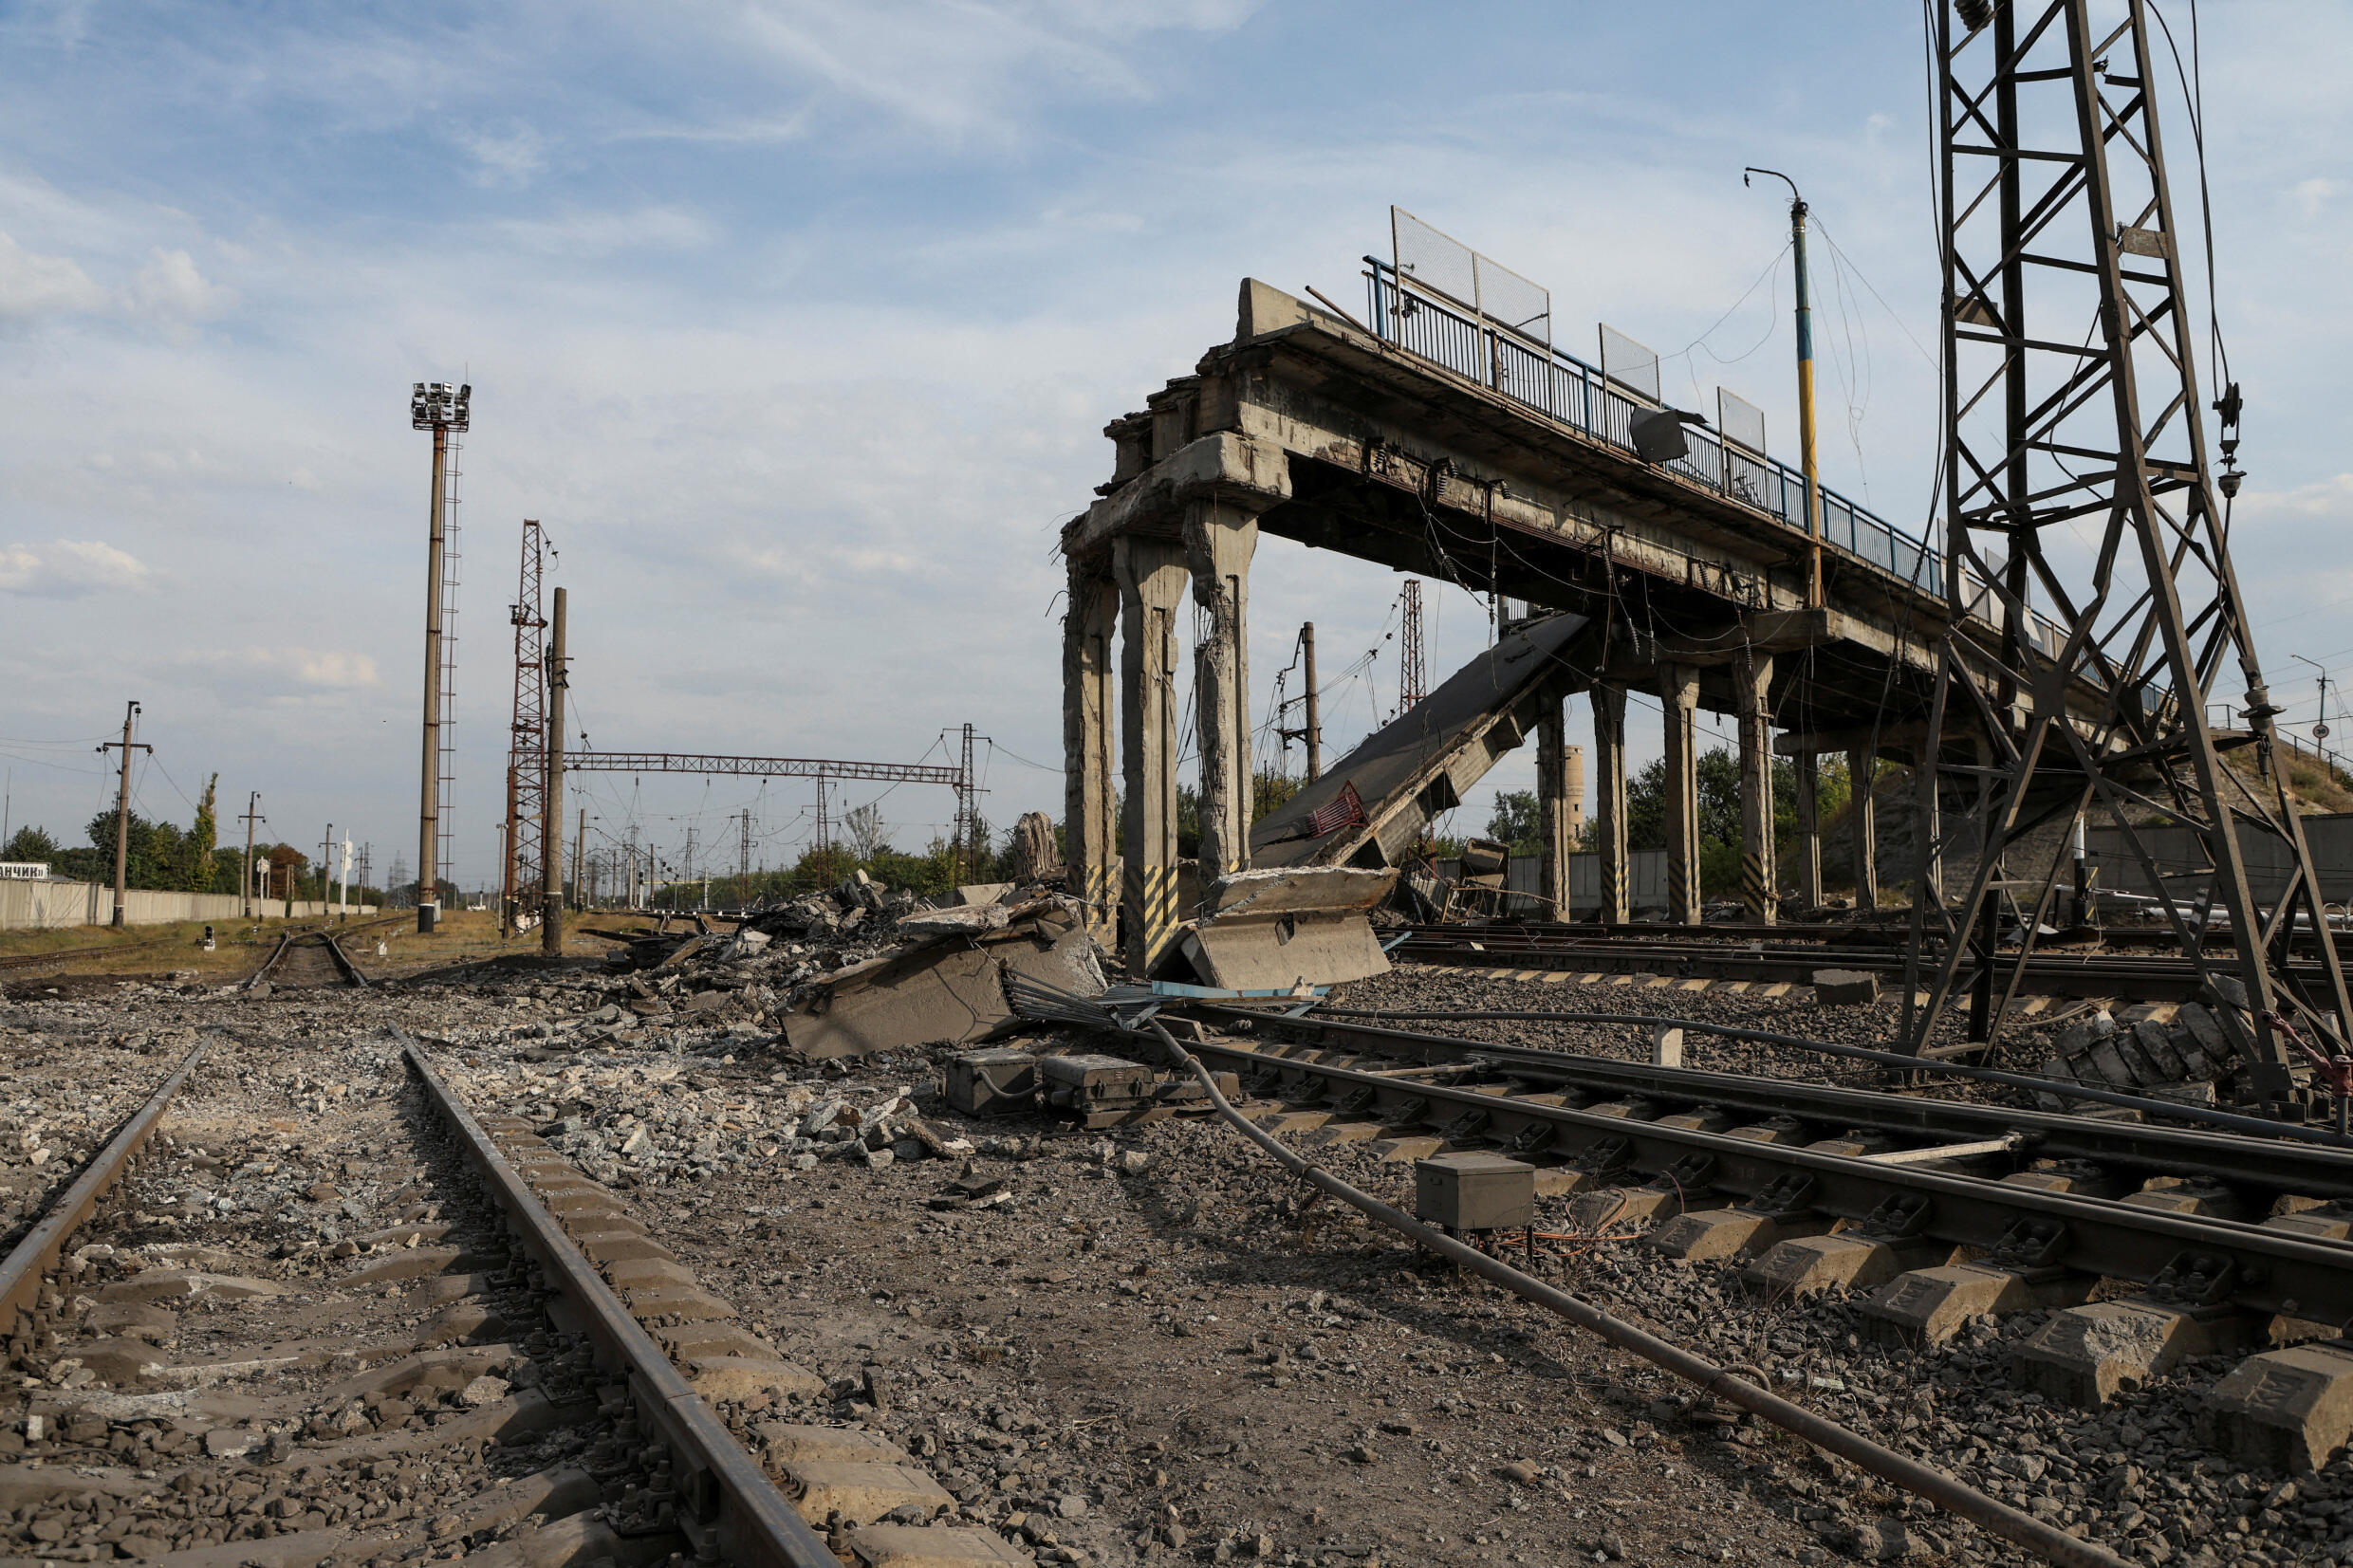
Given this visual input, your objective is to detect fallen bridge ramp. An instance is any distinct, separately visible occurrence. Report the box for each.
[1251,612,1587,871]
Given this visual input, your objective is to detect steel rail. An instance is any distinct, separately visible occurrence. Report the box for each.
[1139,1018,2137,1568]
[0,1042,206,1340]
[317,932,370,988]
[1184,1004,2353,1192]
[244,931,296,989]
[1158,1024,2353,1326]
[396,1028,834,1568]
[1270,1003,2353,1150]
[1396,928,2337,1003]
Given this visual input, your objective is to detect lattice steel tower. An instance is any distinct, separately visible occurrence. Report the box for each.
[503,520,549,934]
[1910,0,2349,1103]
[1399,580,1426,712]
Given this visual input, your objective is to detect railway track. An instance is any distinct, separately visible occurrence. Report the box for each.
[244,919,402,990]
[0,1021,1027,1567]
[1399,921,2343,1006]
[1145,1001,2353,1463]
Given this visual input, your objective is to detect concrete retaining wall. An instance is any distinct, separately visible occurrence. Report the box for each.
[0,881,376,932]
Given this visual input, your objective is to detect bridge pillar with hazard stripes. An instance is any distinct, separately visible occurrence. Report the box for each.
[1661,663,1702,925]
[1537,681,1578,919]
[1591,684,1631,924]
[1117,533,1188,972]
[1793,750,1824,909]
[1848,746,1879,911]
[1736,650,1777,924]
[1185,498,1261,881]
[1062,556,1121,940]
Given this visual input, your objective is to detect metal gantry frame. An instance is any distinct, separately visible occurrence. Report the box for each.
[1908,0,2352,1101]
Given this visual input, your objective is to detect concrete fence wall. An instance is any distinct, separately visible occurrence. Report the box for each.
[2087,812,2353,907]
[1436,851,1671,918]
[0,881,378,932]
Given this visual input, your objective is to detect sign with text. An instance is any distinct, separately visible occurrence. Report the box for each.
[0,863,51,881]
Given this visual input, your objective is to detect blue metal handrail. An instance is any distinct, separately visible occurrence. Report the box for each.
[1364,259,1946,599]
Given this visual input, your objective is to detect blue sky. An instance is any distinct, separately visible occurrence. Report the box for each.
[4,2,2351,891]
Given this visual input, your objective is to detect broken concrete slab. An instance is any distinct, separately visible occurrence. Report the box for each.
[782,906,1105,1061]
[1165,865,1397,990]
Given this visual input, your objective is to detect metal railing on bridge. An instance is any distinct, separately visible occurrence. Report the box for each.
[1361,254,2066,663]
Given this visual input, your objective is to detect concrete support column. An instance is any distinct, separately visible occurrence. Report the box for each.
[1062,557,1121,938]
[1537,686,1573,920]
[1793,751,1824,910]
[1848,747,1879,911]
[1117,534,1188,973]
[1184,500,1260,881]
[1661,664,1703,926]
[1735,651,1776,925]
[1917,741,1944,913]
[1591,685,1630,924]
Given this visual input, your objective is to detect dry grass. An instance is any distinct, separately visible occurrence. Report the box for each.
[0,905,623,985]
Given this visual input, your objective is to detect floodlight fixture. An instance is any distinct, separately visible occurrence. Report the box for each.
[1630,408,1708,466]
[410,380,472,433]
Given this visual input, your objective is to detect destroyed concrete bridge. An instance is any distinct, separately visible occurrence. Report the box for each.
[1059,263,2082,973]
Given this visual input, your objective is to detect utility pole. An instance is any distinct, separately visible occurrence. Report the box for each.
[541,586,568,957]
[1746,168,1825,609]
[411,378,470,933]
[1303,622,1322,781]
[572,807,584,914]
[238,793,266,918]
[737,809,751,906]
[96,701,151,929]
[321,825,333,912]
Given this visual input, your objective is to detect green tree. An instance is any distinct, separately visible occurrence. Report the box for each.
[187,774,220,892]
[1487,790,1542,856]
[2,825,59,864]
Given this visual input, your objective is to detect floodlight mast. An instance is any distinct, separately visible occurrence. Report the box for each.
[412,380,470,933]
[1910,0,2351,1109]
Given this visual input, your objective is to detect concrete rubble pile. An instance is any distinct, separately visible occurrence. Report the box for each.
[531,871,1109,1064]
[2034,999,2250,1108]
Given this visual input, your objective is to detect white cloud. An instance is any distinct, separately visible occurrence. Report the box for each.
[0,229,106,318]
[726,0,1259,143]
[123,248,232,322]
[495,206,716,255]
[466,125,549,188]
[2293,177,2341,220]
[0,539,154,597]
[212,647,381,690]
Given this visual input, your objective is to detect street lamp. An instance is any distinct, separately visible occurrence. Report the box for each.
[1745,168,1825,608]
